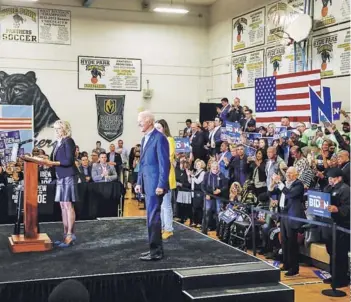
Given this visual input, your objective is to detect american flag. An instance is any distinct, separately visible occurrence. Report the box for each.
[0,105,33,130]
[255,70,321,125]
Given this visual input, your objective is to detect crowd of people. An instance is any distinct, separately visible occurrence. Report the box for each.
[172,97,350,285]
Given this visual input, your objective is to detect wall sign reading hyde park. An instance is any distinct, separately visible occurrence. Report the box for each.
[78,56,142,91]
[0,6,71,45]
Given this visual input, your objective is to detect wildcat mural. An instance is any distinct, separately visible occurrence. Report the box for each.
[0,71,59,136]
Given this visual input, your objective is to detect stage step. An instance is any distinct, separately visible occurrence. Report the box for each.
[182,282,294,302]
[175,262,279,290]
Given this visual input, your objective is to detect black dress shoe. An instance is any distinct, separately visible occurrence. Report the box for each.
[140,251,150,257]
[139,254,163,261]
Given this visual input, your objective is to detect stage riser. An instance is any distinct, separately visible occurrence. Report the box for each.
[183,289,294,302]
[180,270,280,290]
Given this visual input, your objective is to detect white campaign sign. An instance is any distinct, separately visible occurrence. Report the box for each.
[232,7,265,52]
[265,44,304,76]
[38,9,71,45]
[312,28,350,78]
[0,6,39,43]
[78,56,142,91]
[231,50,264,90]
[313,0,350,30]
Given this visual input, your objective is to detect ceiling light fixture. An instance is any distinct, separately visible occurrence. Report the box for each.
[153,7,189,14]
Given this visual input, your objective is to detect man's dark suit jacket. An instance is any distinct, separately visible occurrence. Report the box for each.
[51,137,77,179]
[191,130,208,160]
[78,165,92,182]
[107,152,122,167]
[270,179,305,229]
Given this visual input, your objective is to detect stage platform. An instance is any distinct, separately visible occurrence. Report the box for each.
[0,218,294,302]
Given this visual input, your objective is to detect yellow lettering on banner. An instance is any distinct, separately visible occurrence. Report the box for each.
[234,83,245,89]
[84,84,106,89]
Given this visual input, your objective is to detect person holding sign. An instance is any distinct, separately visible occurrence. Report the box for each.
[44,121,78,248]
[322,168,350,288]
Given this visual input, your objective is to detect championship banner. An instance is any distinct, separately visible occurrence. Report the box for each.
[313,0,350,30]
[0,105,34,165]
[266,44,304,76]
[312,28,351,78]
[174,137,191,153]
[306,190,331,218]
[232,7,265,52]
[231,50,264,90]
[266,0,304,44]
[38,9,71,45]
[78,56,142,91]
[95,95,125,142]
[0,6,71,44]
[0,6,38,43]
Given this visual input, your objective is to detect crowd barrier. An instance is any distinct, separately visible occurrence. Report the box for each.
[183,187,350,295]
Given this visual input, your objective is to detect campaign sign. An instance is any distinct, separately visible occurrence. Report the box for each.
[220,127,227,141]
[226,122,241,133]
[227,131,241,142]
[273,127,287,139]
[307,190,331,218]
[0,130,20,146]
[244,132,262,144]
[219,208,238,223]
[0,139,5,150]
[244,144,257,158]
[174,137,191,153]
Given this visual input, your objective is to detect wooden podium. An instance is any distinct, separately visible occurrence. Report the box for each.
[8,156,53,253]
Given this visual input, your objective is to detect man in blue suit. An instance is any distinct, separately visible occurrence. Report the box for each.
[135,111,170,261]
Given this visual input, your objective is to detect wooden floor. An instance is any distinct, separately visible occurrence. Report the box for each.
[123,195,350,302]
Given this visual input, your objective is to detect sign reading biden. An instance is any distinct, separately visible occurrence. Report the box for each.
[174,137,191,153]
[307,191,331,218]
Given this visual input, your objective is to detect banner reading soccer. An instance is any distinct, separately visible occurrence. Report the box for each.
[95,95,125,142]
[38,9,71,45]
[78,56,142,91]
[231,50,264,90]
[312,28,350,78]
[265,0,304,44]
[313,0,350,30]
[266,44,304,76]
[232,7,265,52]
[0,6,38,43]
[0,6,71,45]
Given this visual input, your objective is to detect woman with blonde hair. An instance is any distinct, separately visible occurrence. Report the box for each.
[188,159,206,228]
[45,120,78,247]
[155,119,176,240]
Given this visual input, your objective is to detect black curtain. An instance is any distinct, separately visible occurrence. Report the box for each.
[199,102,221,123]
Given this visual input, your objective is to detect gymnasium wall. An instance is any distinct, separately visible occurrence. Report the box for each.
[0,0,211,152]
[208,0,351,115]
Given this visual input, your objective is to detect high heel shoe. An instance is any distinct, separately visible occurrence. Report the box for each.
[57,234,76,248]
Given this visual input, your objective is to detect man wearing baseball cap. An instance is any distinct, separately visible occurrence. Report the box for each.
[341,121,350,138]
[322,168,350,288]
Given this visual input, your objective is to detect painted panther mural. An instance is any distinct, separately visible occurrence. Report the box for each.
[0,71,59,136]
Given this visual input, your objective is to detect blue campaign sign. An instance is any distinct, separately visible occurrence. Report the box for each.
[309,86,332,124]
[273,127,287,139]
[226,122,240,133]
[332,102,342,121]
[307,190,331,218]
[174,137,191,153]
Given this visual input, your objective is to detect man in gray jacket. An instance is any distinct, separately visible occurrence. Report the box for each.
[92,152,118,182]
